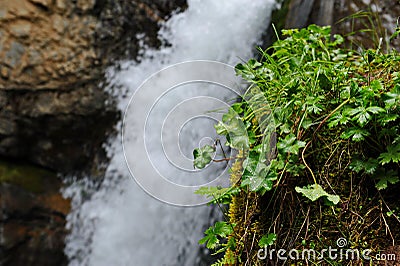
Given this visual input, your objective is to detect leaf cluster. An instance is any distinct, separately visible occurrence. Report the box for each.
[236,24,399,197]
[197,24,400,263]
[199,221,235,251]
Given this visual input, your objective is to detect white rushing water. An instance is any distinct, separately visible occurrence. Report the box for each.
[64,0,276,265]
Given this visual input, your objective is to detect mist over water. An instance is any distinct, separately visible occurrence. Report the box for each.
[64,0,276,265]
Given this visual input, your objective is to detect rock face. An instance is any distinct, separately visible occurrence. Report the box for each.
[0,160,70,266]
[96,0,187,62]
[0,0,98,90]
[0,0,186,265]
[0,0,186,173]
[285,0,400,50]
[0,87,116,173]
[0,0,112,172]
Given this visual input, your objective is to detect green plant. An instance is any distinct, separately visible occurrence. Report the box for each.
[258,233,277,248]
[198,221,237,266]
[199,221,235,249]
[196,24,400,264]
[390,17,400,41]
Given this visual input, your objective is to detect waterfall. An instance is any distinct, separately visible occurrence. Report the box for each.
[64,0,276,265]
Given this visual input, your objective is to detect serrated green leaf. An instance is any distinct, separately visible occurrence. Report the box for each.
[193,145,215,169]
[366,106,385,114]
[195,186,240,204]
[328,112,351,128]
[199,221,234,250]
[231,102,244,114]
[307,104,323,114]
[305,95,325,115]
[295,184,340,204]
[340,86,351,99]
[248,58,262,68]
[384,86,400,107]
[258,233,277,248]
[349,158,365,173]
[348,107,364,116]
[277,133,306,154]
[214,122,228,136]
[349,107,371,126]
[222,108,238,123]
[270,158,285,170]
[341,128,370,141]
[378,144,400,164]
[364,158,379,174]
[379,113,399,125]
[375,170,399,190]
[350,157,379,174]
[301,117,313,129]
[199,233,219,249]
[230,133,249,150]
[370,80,384,92]
[214,222,232,237]
[216,108,249,150]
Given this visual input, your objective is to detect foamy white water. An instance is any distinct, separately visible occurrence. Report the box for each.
[64,0,276,265]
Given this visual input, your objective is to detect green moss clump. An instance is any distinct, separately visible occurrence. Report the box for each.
[0,159,57,194]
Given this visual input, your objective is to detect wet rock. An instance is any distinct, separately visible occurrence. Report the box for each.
[55,0,67,11]
[95,0,187,62]
[0,86,116,172]
[0,118,16,135]
[77,0,96,12]
[310,0,334,26]
[285,0,315,28]
[0,160,70,266]
[4,41,25,68]
[9,20,32,38]
[0,0,187,173]
[278,0,400,50]
[0,1,187,265]
[0,66,10,79]
[0,0,98,90]
[29,0,52,8]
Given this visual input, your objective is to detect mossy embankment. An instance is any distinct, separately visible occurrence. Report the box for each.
[198,22,400,266]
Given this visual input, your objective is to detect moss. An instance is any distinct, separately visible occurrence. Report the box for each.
[0,159,57,194]
[224,151,263,265]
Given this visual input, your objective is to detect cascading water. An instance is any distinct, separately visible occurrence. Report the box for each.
[64,0,276,265]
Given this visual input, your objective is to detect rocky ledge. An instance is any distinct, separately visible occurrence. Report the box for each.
[0,0,186,265]
[0,0,186,172]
